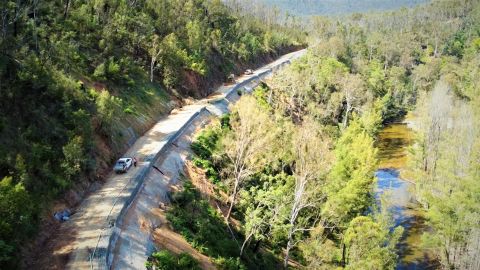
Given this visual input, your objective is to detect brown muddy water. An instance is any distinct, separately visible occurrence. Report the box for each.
[375,122,439,270]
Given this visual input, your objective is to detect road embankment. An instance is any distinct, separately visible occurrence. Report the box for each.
[60,49,305,270]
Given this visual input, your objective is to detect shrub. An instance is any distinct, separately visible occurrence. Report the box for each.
[0,177,36,269]
[107,57,121,79]
[61,135,86,183]
[214,257,246,270]
[178,253,200,269]
[93,62,106,80]
[220,114,231,129]
[95,90,122,133]
[167,181,239,259]
[191,126,223,184]
[123,105,136,115]
[146,250,200,270]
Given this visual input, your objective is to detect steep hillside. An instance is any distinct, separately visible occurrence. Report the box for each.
[0,0,303,268]
[152,0,480,269]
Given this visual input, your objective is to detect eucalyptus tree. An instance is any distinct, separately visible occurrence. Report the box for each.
[221,96,277,222]
[283,117,332,268]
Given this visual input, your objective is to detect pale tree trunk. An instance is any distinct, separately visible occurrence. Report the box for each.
[282,119,331,268]
[226,156,245,222]
[149,36,162,83]
[343,99,352,128]
[240,231,254,257]
[283,175,307,269]
[33,0,39,51]
[150,56,156,82]
[64,0,71,19]
[343,106,351,128]
[283,234,293,269]
[268,86,273,105]
[225,178,239,221]
[434,30,439,58]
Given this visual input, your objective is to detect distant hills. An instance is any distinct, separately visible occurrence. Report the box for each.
[256,0,429,16]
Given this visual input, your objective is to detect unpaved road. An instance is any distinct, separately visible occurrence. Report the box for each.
[110,108,216,269]
[37,49,305,270]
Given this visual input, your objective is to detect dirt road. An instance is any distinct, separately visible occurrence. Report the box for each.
[40,49,305,270]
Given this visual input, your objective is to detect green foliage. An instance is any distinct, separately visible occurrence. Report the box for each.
[0,177,36,268]
[344,216,401,269]
[214,257,247,270]
[239,172,294,249]
[444,31,467,58]
[318,57,349,88]
[191,129,219,160]
[61,135,86,183]
[366,60,388,97]
[358,101,384,136]
[191,125,223,184]
[253,84,272,110]
[0,0,301,267]
[0,240,14,266]
[406,14,480,267]
[95,90,121,134]
[93,63,107,80]
[146,250,201,270]
[323,118,378,225]
[220,114,231,129]
[167,181,239,259]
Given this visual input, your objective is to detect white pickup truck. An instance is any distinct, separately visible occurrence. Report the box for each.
[114,157,133,173]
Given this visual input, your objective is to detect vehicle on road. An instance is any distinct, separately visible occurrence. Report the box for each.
[245,69,253,75]
[114,158,133,173]
[227,73,236,83]
[244,86,253,93]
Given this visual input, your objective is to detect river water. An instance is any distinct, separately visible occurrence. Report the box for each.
[375,122,438,270]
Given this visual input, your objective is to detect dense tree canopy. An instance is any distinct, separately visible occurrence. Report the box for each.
[1,0,479,269]
[183,0,480,269]
[0,0,303,268]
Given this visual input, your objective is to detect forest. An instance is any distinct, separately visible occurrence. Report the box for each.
[1,0,479,269]
[0,0,303,268]
[153,0,479,269]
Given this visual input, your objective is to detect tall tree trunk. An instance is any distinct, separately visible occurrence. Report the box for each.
[226,177,239,221]
[240,232,254,257]
[150,56,156,82]
[283,232,293,269]
[64,0,71,19]
[13,3,18,37]
[33,0,39,51]
[343,104,351,128]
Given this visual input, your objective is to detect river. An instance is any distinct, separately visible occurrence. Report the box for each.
[375,122,438,270]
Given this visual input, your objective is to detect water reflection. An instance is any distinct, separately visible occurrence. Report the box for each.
[375,123,439,270]
[377,123,413,169]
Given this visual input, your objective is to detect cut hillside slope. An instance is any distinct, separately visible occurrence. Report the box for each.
[22,50,305,270]
[0,1,304,268]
